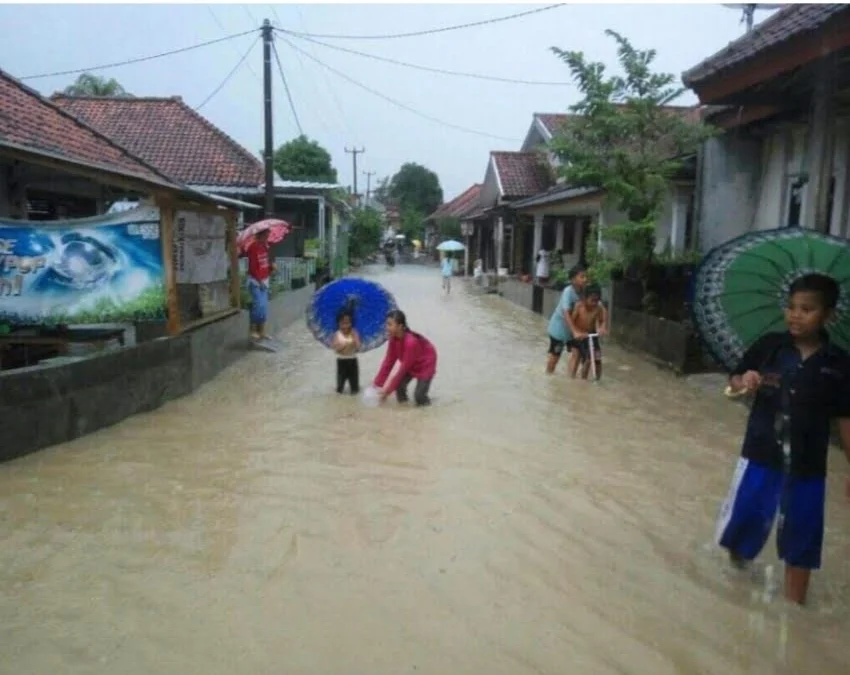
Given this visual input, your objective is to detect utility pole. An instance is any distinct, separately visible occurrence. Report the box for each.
[345,147,365,205]
[363,170,375,206]
[262,19,275,216]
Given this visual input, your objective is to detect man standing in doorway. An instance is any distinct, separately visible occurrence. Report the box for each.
[243,229,276,340]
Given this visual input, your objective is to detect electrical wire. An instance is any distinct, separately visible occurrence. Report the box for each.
[273,4,353,140]
[195,35,260,111]
[278,33,519,143]
[271,41,304,136]
[20,29,258,81]
[277,4,565,40]
[206,4,261,80]
[278,29,573,86]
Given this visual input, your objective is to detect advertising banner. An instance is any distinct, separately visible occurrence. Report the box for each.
[174,211,228,284]
[0,206,165,325]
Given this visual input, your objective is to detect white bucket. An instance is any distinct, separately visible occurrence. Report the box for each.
[361,386,381,408]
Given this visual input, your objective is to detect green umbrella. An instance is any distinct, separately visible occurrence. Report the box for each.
[692,226,850,370]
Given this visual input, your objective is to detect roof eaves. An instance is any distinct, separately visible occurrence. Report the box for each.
[0,138,177,192]
[2,73,186,188]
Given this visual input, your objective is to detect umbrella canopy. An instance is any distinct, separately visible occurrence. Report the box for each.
[437,240,465,252]
[412,239,422,248]
[692,226,850,370]
[306,277,398,352]
[237,218,291,254]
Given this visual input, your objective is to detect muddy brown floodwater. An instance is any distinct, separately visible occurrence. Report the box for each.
[2,266,850,674]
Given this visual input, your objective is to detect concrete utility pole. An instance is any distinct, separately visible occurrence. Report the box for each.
[262,19,275,216]
[345,147,365,204]
[363,170,375,205]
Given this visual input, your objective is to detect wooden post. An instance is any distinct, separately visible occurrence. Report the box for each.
[226,210,241,309]
[157,197,181,335]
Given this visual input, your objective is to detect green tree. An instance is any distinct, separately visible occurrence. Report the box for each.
[273,135,338,183]
[62,73,132,97]
[550,30,711,282]
[388,163,443,216]
[348,207,384,261]
[436,216,462,241]
[399,208,425,242]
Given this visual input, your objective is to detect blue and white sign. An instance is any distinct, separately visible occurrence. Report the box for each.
[0,206,165,325]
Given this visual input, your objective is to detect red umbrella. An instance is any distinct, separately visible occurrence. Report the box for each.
[237,218,291,254]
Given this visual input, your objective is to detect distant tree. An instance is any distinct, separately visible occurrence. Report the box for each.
[550,30,712,286]
[387,163,443,216]
[436,216,462,241]
[372,176,392,205]
[348,207,384,261]
[399,208,426,242]
[62,73,132,97]
[273,135,338,183]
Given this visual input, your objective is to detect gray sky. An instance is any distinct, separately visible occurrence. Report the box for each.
[0,3,772,201]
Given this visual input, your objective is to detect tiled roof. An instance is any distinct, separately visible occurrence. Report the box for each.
[52,94,264,188]
[0,69,176,187]
[491,152,552,199]
[426,183,482,221]
[682,4,850,86]
[535,113,573,138]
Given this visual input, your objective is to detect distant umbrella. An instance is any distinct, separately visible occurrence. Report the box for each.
[306,277,398,352]
[437,240,465,252]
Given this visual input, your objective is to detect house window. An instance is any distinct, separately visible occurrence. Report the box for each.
[784,174,835,229]
[785,175,806,227]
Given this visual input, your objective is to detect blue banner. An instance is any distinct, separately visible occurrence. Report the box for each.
[0,206,165,326]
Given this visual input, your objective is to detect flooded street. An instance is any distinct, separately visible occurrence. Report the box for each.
[2,265,849,675]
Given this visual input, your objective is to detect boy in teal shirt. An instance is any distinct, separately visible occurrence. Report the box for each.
[545,266,588,374]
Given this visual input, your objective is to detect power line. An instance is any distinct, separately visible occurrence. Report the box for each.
[271,40,304,136]
[275,5,353,141]
[20,29,258,81]
[277,34,520,143]
[206,4,260,80]
[279,30,573,86]
[278,4,565,40]
[195,35,260,111]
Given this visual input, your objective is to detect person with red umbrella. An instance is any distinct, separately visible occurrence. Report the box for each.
[237,218,290,341]
[242,228,275,340]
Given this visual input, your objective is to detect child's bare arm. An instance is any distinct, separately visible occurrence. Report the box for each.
[352,329,362,350]
[597,306,609,335]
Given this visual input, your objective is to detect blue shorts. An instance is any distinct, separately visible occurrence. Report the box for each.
[248,278,269,325]
[715,458,826,569]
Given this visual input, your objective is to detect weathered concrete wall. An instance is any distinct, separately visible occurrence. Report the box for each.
[609,307,711,375]
[0,285,313,462]
[499,278,534,311]
[698,133,762,253]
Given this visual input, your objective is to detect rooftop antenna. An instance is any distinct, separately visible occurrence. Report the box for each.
[722,4,785,33]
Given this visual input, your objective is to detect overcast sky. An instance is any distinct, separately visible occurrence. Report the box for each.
[0,3,775,201]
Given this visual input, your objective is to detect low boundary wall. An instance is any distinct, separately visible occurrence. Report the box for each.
[0,286,313,462]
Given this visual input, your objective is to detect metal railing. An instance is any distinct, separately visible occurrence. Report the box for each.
[238,257,316,291]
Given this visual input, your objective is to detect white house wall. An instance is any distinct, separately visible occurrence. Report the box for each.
[480,160,501,207]
[701,117,850,251]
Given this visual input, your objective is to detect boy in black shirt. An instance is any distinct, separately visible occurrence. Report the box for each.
[715,274,850,605]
